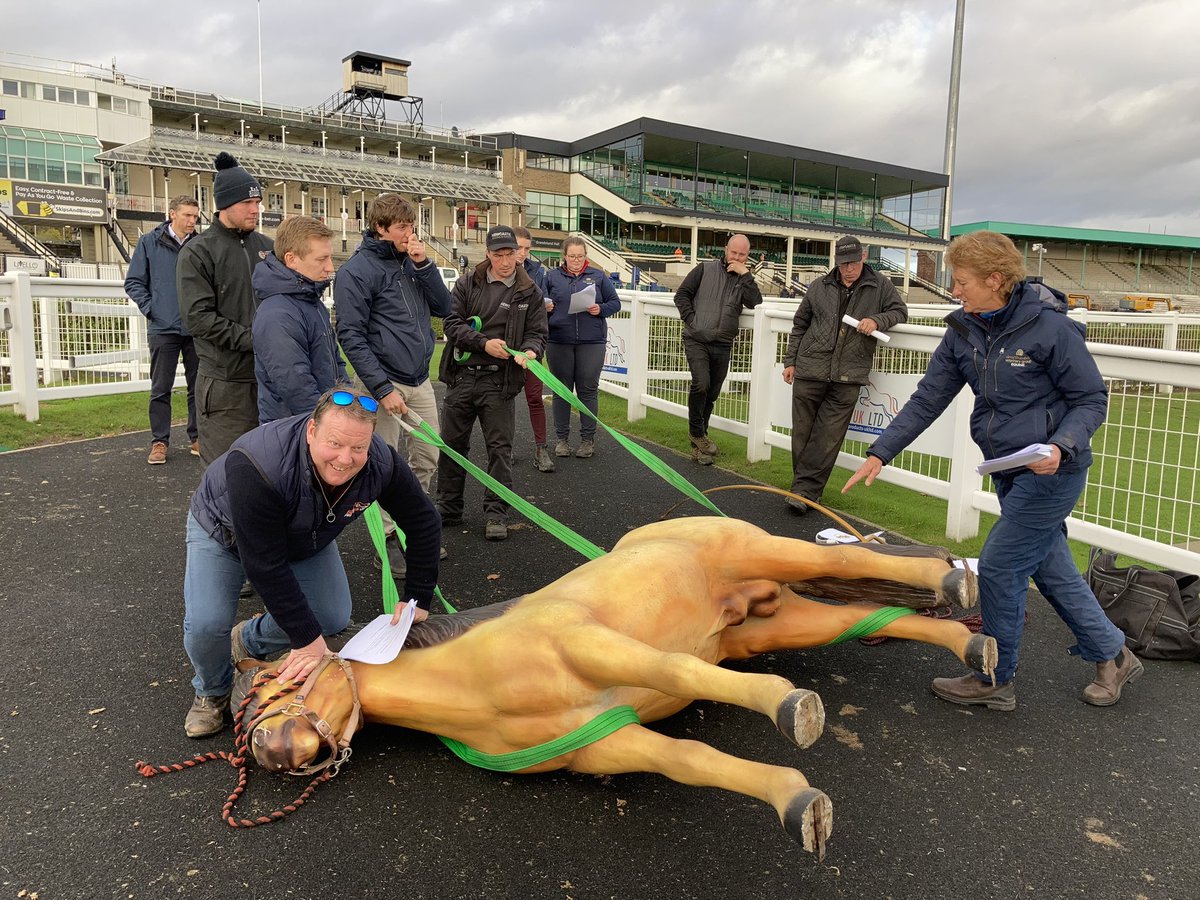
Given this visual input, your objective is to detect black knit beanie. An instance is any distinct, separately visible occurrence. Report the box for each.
[212,152,262,210]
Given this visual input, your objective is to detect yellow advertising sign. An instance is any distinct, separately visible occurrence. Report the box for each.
[0,179,13,216]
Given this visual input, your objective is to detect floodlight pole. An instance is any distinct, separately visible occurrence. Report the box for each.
[939,0,966,287]
[257,0,264,114]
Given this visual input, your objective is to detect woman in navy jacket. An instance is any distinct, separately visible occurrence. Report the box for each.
[543,235,621,458]
[844,231,1137,712]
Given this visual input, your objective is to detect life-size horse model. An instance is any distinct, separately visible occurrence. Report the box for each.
[241,517,993,859]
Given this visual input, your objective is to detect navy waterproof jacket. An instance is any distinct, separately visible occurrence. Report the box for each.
[868,280,1107,473]
[334,233,453,397]
[190,413,440,646]
[544,262,621,344]
[124,221,195,335]
[251,253,346,423]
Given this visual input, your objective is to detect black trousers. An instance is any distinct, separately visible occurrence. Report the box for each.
[682,336,732,438]
[789,378,863,502]
[196,374,258,466]
[148,333,198,445]
[436,369,516,521]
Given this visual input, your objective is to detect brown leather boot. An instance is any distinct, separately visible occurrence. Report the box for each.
[931,673,1016,710]
[1082,648,1144,707]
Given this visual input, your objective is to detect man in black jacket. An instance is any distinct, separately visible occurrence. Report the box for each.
[437,225,548,540]
[178,153,273,465]
[673,234,762,464]
[782,236,907,512]
[125,195,200,465]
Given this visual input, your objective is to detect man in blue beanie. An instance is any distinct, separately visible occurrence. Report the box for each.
[178,152,273,465]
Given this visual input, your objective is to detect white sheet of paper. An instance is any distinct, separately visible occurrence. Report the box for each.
[952,558,980,574]
[568,283,597,314]
[815,527,884,545]
[976,443,1053,476]
[841,314,891,342]
[339,601,417,664]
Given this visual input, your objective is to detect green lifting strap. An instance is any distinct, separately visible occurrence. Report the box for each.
[437,705,642,772]
[452,315,484,363]
[362,502,456,615]
[824,606,915,645]
[508,349,725,517]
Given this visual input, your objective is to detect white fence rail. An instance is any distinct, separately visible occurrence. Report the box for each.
[4,275,1200,574]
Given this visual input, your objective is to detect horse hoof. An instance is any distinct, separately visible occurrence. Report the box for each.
[775,689,825,750]
[940,567,978,609]
[964,633,998,681]
[782,787,833,860]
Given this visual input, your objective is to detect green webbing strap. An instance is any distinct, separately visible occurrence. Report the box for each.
[403,416,607,561]
[508,350,726,517]
[363,502,457,615]
[824,606,915,645]
[437,705,641,772]
[452,316,484,363]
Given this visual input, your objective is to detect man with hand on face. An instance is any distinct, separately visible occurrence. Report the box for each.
[335,194,453,573]
[125,195,201,465]
[437,225,548,541]
[180,388,441,738]
[673,233,763,464]
[178,153,273,465]
[252,216,345,422]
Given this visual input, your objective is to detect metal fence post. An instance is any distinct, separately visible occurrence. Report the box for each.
[8,272,40,422]
[625,293,648,422]
[745,305,775,462]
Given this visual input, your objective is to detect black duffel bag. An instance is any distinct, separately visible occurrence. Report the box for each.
[1087,548,1200,660]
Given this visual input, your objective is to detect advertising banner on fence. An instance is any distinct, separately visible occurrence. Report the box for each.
[603,315,630,380]
[0,180,108,224]
[770,370,955,456]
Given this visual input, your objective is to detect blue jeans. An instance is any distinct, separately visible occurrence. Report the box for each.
[977,468,1125,684]
[182,512,352,697]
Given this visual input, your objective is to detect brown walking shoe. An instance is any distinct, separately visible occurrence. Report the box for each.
[689,435,714,466]
[931,673,1016,710]
[147,442,168,465]
[190,440,200,457]
[1082,648,1144,707]
[533,444,556,472]
[574,439,595,459]
[184,693,230,738]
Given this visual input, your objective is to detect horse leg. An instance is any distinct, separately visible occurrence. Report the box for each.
[569,723,833,859]
[721,589,997,679]
[558,624,824,749]
[734,536,978,609]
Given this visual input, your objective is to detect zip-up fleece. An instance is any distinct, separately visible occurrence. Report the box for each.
[869,280,1107,471]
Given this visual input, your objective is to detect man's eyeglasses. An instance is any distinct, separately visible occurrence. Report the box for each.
[329,390,379,413]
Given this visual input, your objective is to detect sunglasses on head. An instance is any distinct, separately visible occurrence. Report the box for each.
[330,390,379,413]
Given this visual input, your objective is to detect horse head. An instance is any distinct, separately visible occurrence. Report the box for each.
[243,655,362,776]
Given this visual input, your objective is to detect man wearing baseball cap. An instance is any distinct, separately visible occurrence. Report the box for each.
[436,225,548,541]
[780,235,907,513]
[178,152,274,464]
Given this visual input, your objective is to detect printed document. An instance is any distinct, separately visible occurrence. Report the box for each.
[340,600,417,664]
[976,443,1053,476]
[568,283,597,314]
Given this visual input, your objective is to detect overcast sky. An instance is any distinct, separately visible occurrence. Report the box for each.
[8,0,1199,236]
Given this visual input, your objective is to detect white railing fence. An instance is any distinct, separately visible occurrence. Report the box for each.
[604,291,1200,573]
[4,274,1200,574]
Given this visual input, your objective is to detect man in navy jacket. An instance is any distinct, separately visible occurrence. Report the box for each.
[182,388,441,738]
[251,216,345,423]
[125,195,200,464]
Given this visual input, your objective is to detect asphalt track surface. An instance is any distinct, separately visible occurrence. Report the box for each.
[1,408,1198,900]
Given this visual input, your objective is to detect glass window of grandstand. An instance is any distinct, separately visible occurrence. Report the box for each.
[791,160,839,227]
[745,152,795,223]
[526,191,572,231]
[695,144,749,217]
[909,188,944,238]
[575,135,645,204]
[878,176,914,234]
[0,126,104,188]
[641,134,700,211]
[831,168,881,232]
[525,151,570,173]
[576,197,624,247]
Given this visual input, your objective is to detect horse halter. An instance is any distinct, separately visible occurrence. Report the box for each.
[251,653,363,777]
